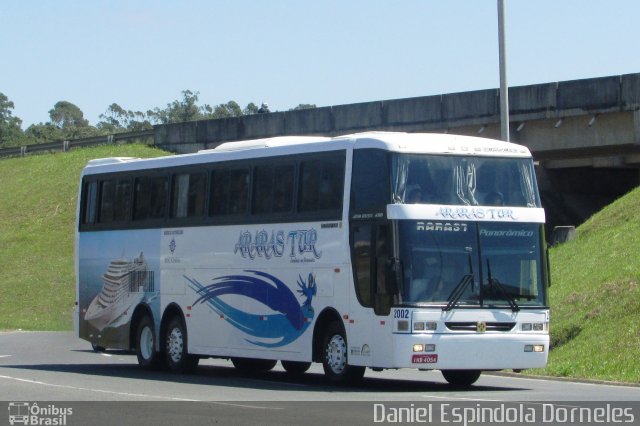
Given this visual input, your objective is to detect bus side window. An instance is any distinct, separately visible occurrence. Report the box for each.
[351,149,389,218]
[299,155,345,213]
[171,172,206,218]
[252,163,294,215]
[374,224,392,316]
[210,168,250,217]
[134,176,168,221]
[82,180,97,225]
[352,224,373,308]
[99,178,132,224]
[351,223,393,315]
[99,180,115,223]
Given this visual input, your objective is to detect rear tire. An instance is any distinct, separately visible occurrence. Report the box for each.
[164,316,199,374]
[281,360,311,375]
[231,358,277,372]
[322,321,365,384]
[136,315,164,370]
[441,370,482,387]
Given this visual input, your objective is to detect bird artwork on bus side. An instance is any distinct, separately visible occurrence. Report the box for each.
[185,270,317,348]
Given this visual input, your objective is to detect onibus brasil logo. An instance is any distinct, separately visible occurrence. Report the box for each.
[8,402,73,425]
[185,270,317,347]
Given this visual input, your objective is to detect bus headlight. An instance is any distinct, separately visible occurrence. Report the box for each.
[521,322,545,331]
[413,321,437,332]
[524,344,545,352]
[412,344,436,352]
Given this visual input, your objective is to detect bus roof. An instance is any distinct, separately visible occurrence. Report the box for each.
[81,132,532,175]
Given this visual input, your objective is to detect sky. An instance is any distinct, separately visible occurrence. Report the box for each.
[2,0,639,129]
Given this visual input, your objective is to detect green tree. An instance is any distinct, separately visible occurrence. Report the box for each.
[243,102,259,115]
[23,122,64,144]
[97,103,128,132]
[0,92,25,147]
[291,104,316,111]
[152,90,202,124]
[48,101,100,140]
[151,90,264,124]
[202,101,243,119]
[49,101,89,129]
[98,103,153,132]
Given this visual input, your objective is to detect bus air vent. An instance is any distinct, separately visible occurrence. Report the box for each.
[445,322,516,332]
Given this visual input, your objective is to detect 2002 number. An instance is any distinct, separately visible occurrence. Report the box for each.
[393,309,409,319]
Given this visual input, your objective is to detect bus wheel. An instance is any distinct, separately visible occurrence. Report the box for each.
[136,315,163,370]
[281,360,311,375]
[165,316,199,374]
[441,370,481,387]
[322,321,365,384]
[231,358,277,372]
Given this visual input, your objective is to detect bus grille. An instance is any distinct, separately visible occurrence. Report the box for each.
[445,322,516,332]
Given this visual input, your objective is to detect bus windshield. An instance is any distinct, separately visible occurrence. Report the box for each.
[399,221,547,308]
[392,153,541,207]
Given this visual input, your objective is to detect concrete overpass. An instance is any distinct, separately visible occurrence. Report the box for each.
[154,73,640,231]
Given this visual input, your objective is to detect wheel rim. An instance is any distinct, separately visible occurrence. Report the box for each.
[140,326,154,361]
[167,326,184,363]
[325,334,347,375]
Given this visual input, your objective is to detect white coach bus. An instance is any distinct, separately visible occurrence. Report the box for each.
[75,131,550,386]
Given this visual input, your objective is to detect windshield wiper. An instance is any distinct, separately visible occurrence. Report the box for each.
[442,273,475,311]
[486,259,520,312]
[443,249,475,312]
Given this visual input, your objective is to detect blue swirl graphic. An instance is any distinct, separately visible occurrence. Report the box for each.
[186,270,316,348]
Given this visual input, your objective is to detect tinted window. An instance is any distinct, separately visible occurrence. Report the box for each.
[351,149,390,217]
[252,163,294,215]
[99,179,132,223]
[210,168,249,216]
[134,176,167,221]
[299,155,344,213]
[82,181,97,225]
[352,224,372,307]
[171,172,206,218]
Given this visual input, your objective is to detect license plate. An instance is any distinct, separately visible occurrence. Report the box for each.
[412,354,438,364]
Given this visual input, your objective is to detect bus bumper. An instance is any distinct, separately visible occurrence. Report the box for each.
[391,333,549,370]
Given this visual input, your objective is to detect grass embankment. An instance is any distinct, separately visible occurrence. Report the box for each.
[0,145,638,382]
[529,187,640,383]
[0,144,168,330]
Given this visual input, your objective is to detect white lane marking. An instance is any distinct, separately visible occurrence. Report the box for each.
[486,374,640,390]
[0,355,11,358]
[0,374,281,409]
[99,352,112,357]
[0,374,197,401]
[258,380,308,388]
[421,395,607,409]
[421,395,501,402]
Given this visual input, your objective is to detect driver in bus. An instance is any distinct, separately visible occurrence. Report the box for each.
[407,187,423,203]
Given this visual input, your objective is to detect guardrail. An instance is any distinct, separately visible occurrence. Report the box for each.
[0,129,155,159]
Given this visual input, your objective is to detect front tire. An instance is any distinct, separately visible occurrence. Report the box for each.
[136,315,164,370]
[164,316,199,373]
[322,321,365,384]
[441,370,482,387]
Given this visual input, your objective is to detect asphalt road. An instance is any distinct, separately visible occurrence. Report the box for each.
[1,331,638,425]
